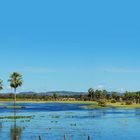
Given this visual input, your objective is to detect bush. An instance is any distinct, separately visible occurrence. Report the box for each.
[125,101,133,105]
[121,102,124,105]
[98,100,107,107]
[111,99,116,103]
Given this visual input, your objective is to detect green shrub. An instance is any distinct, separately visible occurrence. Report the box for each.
[125,101,133,105]
[98,99,107,107]
[111,99,116,103]
[121,102,124,105]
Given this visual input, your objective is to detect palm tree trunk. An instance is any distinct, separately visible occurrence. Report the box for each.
[14,88,16,106]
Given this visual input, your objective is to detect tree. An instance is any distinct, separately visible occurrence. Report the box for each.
[53,93,59,100]
[102,90,108,99]
[95,90,104,100]
[0,79,3,91]
[88,88,94,100]
[111,92,120,101]
[8,72,23,107]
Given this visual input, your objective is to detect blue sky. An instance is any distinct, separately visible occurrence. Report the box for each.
[0,0,140,92]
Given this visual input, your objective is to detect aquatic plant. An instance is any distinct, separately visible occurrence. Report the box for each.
[0,116,32,119]
[4,106,25,109]
[51,115,60,118]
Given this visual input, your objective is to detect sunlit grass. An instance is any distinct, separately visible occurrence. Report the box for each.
[83,102,140,109]
[4,106,25,109]
[0,116,32,119]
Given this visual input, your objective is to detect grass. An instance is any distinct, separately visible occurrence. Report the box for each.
[46,101,97,104]
[83,102,140,109]
[4,106,25,109]
[51,115,60,118]
[107,102,140,109]
[0,116,32,119]
[0,100,97,104]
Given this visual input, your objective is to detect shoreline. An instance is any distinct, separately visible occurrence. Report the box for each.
[0,100,140,109]
[0,100,96,104]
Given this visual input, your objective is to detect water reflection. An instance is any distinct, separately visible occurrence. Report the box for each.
[10,103,23,140]
[1,103,140,140]
[10,124,23,140]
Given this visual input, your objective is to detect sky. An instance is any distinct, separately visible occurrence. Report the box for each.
[0,0,140,93]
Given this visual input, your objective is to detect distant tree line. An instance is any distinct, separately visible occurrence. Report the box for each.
[86,88,140,105]
[0,88,140,105]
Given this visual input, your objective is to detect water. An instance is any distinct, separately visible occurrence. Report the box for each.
[0,103,140,140]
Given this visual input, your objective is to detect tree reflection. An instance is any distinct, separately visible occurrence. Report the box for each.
[10,121,23,140]
[10,105,23,140]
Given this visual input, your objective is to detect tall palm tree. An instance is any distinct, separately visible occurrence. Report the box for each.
[8,72,23,107]
[88,88,94,100]
[0,79,3,91]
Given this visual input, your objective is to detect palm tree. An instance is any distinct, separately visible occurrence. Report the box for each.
[88,88,94,100]
[0,79,3,91]
[8,72,23,107]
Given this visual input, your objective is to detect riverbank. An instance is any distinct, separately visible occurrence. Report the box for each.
[0,100,140,109]
[0,100,96,104]
[83,102,140,109]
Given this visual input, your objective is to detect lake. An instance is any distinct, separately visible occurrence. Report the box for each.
[0,103,140,140]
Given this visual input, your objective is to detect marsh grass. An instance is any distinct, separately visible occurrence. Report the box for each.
[83,102,140,109]
[4,106,25,109]
[51,115,60,118]
[0,116,32,119]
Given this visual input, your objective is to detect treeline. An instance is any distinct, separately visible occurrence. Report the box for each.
[0,89,140,104]
[87,88,140,104]
[0,93,81,101]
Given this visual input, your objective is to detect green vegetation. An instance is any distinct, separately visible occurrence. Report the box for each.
[0,80,3,91]
[85,88,140,109]
[0,116,32,119]
[8,72,23,107]
[107,102,140,109]
[125,100,133,105]
[110,99,117,103]
[98,99,107,107]
[83,101,140,109]
[53,93,59,100]
[51,115,60,118]
[4,106,25,109]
